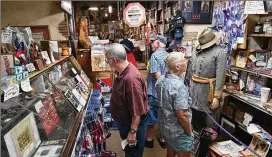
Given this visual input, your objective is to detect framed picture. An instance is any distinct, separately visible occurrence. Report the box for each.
[236,51,248,68]
[4,112,41,157]
[245,73,268,97]
[255,52,268,67]
[220,117,235,134]
[64,89,82,112]
[181,1,213,24]
[1,54,14,77]
[12,25,50,41]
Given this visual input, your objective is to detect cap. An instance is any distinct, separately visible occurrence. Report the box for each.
[155,35,167,45]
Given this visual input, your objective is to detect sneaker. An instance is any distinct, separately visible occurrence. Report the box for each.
[158,139,166,149]
[145,139,154,148]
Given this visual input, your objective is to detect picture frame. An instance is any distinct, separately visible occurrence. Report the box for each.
[245,73,268,97]
[13,25,50,41]
[236,51,248,68]
[181,1,213,24]
[220,116,235,134]
[1,54,14,77]
[4,112,41,157]
[64,89,82,112]
[255,52,268,67]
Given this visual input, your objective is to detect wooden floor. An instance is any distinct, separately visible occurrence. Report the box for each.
[106,130,167,157]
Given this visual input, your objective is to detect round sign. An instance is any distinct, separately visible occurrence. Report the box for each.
[123,3,146,27]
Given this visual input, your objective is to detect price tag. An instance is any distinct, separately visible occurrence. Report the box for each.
[3,84,20,102]
[1,31,13,44]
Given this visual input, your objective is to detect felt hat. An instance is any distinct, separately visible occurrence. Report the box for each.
[196,29,222,50]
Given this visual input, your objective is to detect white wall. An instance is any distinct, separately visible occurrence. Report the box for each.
[1,1,67,40]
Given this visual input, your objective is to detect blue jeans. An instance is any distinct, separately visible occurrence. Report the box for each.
[117,114,148,157]
[147,95,158,126]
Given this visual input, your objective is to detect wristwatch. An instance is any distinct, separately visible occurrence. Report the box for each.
[129,129,137,134]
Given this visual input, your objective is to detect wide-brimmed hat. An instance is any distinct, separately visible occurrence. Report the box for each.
[196,29,222,50]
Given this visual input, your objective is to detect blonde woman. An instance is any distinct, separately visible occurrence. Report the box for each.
[155,52,193,157]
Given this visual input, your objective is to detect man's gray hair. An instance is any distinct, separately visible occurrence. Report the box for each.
[105,43,127,61]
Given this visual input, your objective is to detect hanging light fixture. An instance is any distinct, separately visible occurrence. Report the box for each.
[108,5,112,13]
[105,13,108,17]
[89,7,98,11]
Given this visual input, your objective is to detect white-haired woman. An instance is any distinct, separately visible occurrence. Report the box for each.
[155,52,193,157]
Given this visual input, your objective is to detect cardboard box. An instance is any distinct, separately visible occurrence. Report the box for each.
[40,40,60,61]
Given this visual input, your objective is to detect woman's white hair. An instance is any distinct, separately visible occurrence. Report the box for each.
[105,43,127,61]
[164,52,185,70]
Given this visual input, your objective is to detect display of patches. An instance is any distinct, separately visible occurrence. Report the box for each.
[35,98,60,135]
[4,112,41,157]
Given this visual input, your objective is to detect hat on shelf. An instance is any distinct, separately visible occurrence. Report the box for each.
[196,29,222,50]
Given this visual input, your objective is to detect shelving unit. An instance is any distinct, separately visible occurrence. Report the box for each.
[231,65,272,79]
[248,34,272,37]
[224,89,272,117]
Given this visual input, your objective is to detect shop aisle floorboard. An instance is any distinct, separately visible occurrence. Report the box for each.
[106,130,167,157]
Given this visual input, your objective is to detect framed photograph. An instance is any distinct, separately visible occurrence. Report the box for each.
[181,1,213,24]
[255,52,268,67]
[220,117,235,134]
[236,51,248,68]
[1,55,14,77]
[4,112,41,157]
[245,73,268,97]
[64,90,82,112]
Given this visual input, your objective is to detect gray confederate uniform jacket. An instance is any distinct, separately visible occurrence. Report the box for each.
[187,45,227,113]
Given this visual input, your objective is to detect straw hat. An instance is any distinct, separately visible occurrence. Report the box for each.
[196,29,222,50]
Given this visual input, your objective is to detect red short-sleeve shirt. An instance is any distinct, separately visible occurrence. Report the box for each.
[110,63,149,124]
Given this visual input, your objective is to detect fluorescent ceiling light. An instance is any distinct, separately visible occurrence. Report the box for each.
[108,5,112,13]
[89,7,98,11]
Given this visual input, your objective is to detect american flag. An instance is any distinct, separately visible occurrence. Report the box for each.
[14,42,24,57]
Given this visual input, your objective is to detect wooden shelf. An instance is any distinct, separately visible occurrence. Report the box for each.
[248,49,270,53]
[224,89,272,117]
[248,34,272,37]
[231,65,272,79]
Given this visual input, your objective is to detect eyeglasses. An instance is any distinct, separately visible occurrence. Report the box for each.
[105,57,114,63]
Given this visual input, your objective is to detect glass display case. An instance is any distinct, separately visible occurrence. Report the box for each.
[1,56,92,157]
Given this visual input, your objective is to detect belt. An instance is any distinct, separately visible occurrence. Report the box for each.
[192,74,216,102]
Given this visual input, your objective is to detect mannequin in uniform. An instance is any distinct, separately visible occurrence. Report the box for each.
[186,29,227,132]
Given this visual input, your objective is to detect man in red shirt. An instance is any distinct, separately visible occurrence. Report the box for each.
[122,44,138,67]
[105,43,149,157]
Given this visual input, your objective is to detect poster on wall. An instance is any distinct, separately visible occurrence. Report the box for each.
[123,3,146,27]
[212,1,246,53]
[4,112,41,157]
[35,98,60,135]
[181,1,213,24]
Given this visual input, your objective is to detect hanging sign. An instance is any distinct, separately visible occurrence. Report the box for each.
[123,3,146,27]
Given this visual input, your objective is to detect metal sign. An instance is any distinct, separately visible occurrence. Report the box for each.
[123,3,146,27]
